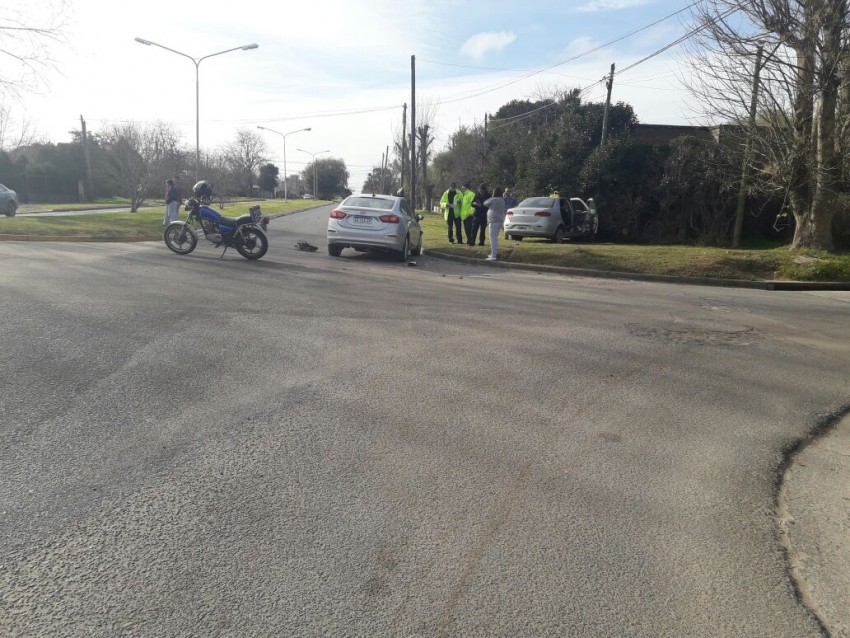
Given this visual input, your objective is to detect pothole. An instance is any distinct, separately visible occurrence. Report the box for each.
[626,318,760,346]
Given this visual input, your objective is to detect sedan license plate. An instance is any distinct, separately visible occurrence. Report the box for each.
[352,216,373,225]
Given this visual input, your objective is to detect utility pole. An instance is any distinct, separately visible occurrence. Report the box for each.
[410,55,417,209]
[380,151,385,193]
[419,124,430,211]
[385,144,389,194]
[601,63,615,146]
[401,103,407,197]
[484,113,488,140]
[80,115,94,201]
[733,46,764,249]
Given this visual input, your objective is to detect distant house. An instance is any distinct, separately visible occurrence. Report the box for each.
[631,123,753,148]
[631,124,714,146]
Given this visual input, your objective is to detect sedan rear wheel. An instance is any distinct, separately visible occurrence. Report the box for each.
[397,236,410,262]
[5,201,17,217]
[552,226,565,244]
[328,244,343,257]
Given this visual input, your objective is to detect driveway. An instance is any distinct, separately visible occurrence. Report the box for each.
[0,205,848,636]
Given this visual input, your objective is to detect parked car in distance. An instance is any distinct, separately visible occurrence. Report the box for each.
[504,196,598,242]
[302,194,314,199]
[327,194,423,262]
[0,183,18,217]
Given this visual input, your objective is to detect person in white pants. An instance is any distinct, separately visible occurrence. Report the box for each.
[483,186,506,261]
[163,178,179,226]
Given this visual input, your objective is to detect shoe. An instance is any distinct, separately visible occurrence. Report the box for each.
[449,239,454,243]
[478,243,485,246]
[485,255,496,261]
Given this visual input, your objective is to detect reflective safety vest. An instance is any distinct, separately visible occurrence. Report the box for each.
[458,189,475,220]
[440,189,461,221]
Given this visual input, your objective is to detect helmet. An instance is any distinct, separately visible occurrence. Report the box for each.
[192,180,213,198]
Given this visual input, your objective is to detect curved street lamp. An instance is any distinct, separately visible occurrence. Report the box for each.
[256,126,311,201]
[134,37,259,179]
[297,148,330,200]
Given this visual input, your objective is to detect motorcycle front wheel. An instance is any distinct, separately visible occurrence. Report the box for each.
[235,227,268,260]
[164,223,197,255]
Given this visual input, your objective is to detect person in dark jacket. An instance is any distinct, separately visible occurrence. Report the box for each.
[469,182,491,246]
[163,178,179,226]
[503,187,518,209]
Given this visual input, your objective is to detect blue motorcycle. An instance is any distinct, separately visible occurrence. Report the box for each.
[163,180,268,260]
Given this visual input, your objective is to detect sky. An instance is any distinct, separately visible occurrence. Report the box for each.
[6,0,704,191]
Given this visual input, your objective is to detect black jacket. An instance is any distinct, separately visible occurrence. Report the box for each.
[472,190,491,221]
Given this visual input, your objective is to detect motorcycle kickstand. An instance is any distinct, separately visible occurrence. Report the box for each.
[219,246,229,259]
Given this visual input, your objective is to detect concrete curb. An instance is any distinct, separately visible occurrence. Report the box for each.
[427,250,850,291]
[0,234,160,242]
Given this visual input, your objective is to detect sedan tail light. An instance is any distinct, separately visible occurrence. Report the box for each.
[535,211,552,217]
[329,209,346,219]
[506,210,514,216]
[379,214,401,223]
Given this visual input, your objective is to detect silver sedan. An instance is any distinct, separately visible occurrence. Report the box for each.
[0,183,18,217]
[327,194,423,262]
[504,196,598,242]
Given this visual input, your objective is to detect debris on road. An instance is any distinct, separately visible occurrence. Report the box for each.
[295,240,318,252]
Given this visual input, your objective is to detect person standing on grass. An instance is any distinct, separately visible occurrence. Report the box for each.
[504,187,518,209]
[484,186,506,261]
[440,182,462,244]
[470,182,491,246]
[458,183,476,245]
[163,178,179,226]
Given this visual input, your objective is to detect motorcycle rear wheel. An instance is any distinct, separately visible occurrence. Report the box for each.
[235,227,268,260]
[164,223,197,255]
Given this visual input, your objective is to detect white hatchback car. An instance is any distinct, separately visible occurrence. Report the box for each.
[327,194,423,262]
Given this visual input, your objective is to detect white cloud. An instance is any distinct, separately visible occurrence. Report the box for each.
[460,31,517,61]
[577,0,653,13]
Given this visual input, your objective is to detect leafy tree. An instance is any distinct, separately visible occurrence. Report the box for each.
[258,163,279,195]
[301,157,349,199]
[362,165,399,195]
[580,138,667,242]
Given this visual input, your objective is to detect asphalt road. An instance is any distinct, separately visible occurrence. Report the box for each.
[1,205,849,637]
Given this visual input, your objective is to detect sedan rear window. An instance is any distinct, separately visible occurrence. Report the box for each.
[518,197,553,208]
[344,197,395,210]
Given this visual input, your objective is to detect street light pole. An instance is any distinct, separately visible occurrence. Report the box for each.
[256,126,311,200]
[134,37,259,180]
[297,148,330,199]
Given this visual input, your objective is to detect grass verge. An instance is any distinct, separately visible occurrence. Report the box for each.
[0,200,329,239]
[418,210,850,282]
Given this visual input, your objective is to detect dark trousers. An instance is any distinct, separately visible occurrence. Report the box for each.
[462,217,474,244]
[471,215,487,245]
[447,210,462,242]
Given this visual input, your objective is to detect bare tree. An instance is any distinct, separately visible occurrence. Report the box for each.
[686,0,850,250]
[0,97,41,152]
[0,1,69,97]
[101,121,185,212]
[222,128,268,196]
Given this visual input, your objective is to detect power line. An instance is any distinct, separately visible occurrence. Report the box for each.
[430,0,701,106]
[486,6,736,133]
